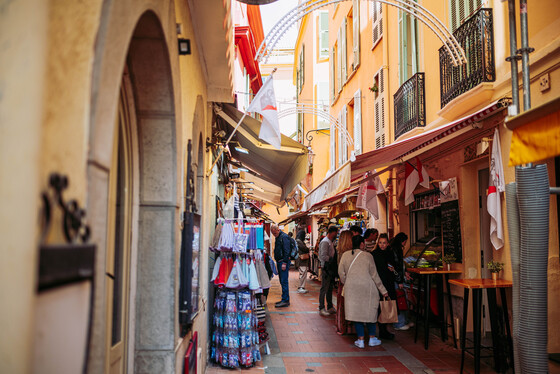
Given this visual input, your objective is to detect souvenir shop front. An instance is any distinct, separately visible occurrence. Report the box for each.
[207,187,275,369]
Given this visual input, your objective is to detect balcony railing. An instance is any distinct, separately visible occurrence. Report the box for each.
[439,8,495,108]
[394,72,426,139]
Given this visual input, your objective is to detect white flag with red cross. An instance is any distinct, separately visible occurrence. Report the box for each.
[487,128,505,250]
[357,171,385,219]
[247,76,281,149]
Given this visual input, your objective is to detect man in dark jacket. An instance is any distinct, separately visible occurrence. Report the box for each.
[271,224,291,307]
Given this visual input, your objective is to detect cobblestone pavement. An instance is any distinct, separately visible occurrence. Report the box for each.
[206,268,498,374]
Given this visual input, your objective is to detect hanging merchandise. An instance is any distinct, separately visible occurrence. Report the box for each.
[225,257,249,289]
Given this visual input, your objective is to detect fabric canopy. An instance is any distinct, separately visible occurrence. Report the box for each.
[351,99,510,182]
[215,104,309,204]
[506,96,560,166]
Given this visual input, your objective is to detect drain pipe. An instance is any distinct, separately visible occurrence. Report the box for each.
[505,183,521,373]
[519,0,534,111]
[516,165,550,373]
[506,0,520,115]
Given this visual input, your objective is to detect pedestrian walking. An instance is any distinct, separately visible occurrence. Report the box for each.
[318,225,338,316]
[295,229,310,293]
[363,228,379,253]
[335,230,353,334]
[271,224,291,308]
[390,232,414,330]
[338,235,388,348]
[372,233,396,340]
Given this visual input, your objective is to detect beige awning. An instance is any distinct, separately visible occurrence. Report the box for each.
[215,104,309,204]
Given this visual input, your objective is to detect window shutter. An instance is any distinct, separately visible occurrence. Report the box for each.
[372,0,383,48]
[341,19,347,82]
[330,47,336,102]
[317,82,329,129]
[337,111,343,166]
[353,0,360,69]
[330,122,336,171]
[374,68,385,149]
[336,32,342,93]
[450,0,481,32]
[353,89,362,155]
[341,106,348,163]
[319,12,329,58]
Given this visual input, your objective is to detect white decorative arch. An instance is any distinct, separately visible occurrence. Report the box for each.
[277,103,354,146]
[257,0,467,66]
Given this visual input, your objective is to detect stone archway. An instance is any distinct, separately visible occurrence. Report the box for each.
[87,10,178,374]
[126,11,177,373]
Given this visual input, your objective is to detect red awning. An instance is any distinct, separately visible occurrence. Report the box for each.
[350,99,510,182]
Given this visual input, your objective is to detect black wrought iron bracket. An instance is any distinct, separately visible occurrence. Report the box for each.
[305,128,329,146]
[41,173,91,244]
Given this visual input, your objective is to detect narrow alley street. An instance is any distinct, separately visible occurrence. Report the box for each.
[206,269,496,374]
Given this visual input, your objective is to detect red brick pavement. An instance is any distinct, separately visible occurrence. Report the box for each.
[206,267,499,374]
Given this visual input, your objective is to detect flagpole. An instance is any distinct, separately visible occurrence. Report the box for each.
[206,68,277,177]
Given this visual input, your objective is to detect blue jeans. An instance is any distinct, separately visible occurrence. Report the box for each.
[278,261,290,303]
[354,322,377,338]
[319,269,334,310]
[394,311,407,328]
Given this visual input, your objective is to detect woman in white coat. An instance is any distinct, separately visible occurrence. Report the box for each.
[338,235,388,348]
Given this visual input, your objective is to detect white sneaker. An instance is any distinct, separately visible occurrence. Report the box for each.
[319,309,330,317]
[368,337,382,347]
[326,307,336,314]
[297,288,309,294]
[394,324,410,331]
[354,339,365,349]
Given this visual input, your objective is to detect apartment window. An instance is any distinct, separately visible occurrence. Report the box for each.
[338,106,347,165]
[337,19,347,91]
[353,89,362,155]
[297,45,305,94]
[450,0,482,32]
[331,45,337,102]
[318,12,329,60]
[371,0,383,48]
[297,109,304,143]
[330,122,336,171]
[352,0,360,69]
[316,82,329,129]
[373,68,386,149]
[399,5,419,84]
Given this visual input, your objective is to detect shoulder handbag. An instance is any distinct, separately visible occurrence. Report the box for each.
[378,296,399,323]
[396,288,408,311]
[341,251,362,297]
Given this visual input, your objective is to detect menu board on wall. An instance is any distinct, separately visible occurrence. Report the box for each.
[441,200,463,262]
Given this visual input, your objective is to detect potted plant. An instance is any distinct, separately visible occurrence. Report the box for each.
[442,253,456,271]
[487,260,504,280]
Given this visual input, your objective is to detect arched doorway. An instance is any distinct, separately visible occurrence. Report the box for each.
[89,10,178,373]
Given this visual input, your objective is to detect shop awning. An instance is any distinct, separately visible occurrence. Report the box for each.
[309,186,360,212]
[506,96,560,166]
[350,99,510,182]
[278,210,309,226]
[215,104,309,204]
[303,162,351,210]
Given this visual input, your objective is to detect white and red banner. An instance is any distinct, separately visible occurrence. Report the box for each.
[247,76,281,149]
[404,157,430,205]
[487,128,505,250]
[357,171,385,219]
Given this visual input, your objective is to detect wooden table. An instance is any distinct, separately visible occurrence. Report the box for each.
[406,268,462,349]
[448,278,513,374]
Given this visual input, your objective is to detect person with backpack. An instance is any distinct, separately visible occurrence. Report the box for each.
[271,224,291,308]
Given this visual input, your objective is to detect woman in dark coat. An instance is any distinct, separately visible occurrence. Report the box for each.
[371,233,396,340]
[389,232,413,330]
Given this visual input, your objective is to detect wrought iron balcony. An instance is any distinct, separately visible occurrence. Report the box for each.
[439,8,495,108]
[394,72,426,139]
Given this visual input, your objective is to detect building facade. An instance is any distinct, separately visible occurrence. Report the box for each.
[1,0,235,373]
[292,0,560,359]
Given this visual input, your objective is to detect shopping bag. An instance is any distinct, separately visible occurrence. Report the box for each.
[378,297,398,323]
[396,288,408,311]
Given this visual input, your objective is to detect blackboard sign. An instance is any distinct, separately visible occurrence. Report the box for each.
[441,200,462,262]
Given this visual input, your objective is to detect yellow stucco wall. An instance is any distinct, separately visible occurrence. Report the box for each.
[0,0,230,372]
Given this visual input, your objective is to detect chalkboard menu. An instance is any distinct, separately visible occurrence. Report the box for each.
[441,200,462,262]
